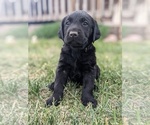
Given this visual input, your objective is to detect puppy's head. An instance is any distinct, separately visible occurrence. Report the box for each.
[58,10,100,49]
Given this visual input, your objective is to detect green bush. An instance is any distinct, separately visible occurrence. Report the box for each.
[99,25,110,39]
[30,22,110,39]
[31,22,60,38]
[122,26,132,37]
[0,24,28,38]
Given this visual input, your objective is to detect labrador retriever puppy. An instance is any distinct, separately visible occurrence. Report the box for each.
[46,10,100,108]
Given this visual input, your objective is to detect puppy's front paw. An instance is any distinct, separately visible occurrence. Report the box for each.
[46,97,53,106]
[46,93,63,107]
[81,95,97,108]
[46,96,60,106]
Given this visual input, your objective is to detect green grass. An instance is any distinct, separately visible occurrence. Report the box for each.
[1,37,149,124]
[29,38,122,125]
[122,42,150,125]
[0,38,150,125]
[0,39,28,125]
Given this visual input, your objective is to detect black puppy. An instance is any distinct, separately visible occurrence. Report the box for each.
[46,10,100,108]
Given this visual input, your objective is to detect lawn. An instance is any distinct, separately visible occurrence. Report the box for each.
[122,42,150,125]
[28,38,122,125]
[1,38,149,124]
[0,39,28,125]
[0,23,149,125]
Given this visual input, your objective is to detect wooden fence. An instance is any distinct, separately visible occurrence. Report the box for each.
[0,0,149,27]
[0,0,28,23]
[29,0,121,26]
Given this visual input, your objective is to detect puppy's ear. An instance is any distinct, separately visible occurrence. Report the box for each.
[58,17,67,40]
[92,20,101,42]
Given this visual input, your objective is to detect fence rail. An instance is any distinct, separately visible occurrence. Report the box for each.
[0,0,149,27]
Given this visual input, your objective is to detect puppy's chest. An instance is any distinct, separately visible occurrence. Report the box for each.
[72,53,86,67]
[70,52,83,70]
[70,60,82,79]
[73,59,81,69]
[71,50,82,59]
[71,50,91,68]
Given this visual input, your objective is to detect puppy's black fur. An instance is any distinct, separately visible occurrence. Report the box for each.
[46,10,101,108]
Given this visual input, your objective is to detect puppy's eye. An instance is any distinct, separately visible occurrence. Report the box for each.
[66,20,71,25]
[82,21,88,26]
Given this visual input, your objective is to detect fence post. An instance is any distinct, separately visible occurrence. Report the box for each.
[54,0,59,19]
[68,0,72,14]
[75,0,80,10]
[60,0,66,18]
[37,0,42,20]
[83,0,88,11]
[48,0,53,20]
[91,0,96,17]
[96,0,101,20]
[118,0,122,40]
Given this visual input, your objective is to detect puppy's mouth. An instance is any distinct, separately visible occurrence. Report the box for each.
[71,44,83,48]
[68,39,88,48]
[66,40,83,48]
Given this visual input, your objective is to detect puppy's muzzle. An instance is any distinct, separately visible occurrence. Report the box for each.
[66,28,85,48]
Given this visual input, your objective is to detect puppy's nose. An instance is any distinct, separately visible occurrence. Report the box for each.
[69,31,78,37]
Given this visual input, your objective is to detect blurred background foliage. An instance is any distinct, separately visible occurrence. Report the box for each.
[30,22,110,39]
[0,25,28,39]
